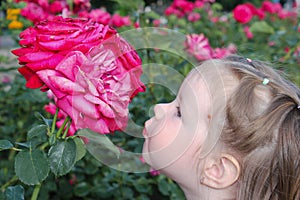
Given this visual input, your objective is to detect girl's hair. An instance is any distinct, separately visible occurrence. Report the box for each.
[212,55,300,199]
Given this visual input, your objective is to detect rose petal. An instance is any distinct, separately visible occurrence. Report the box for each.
[19,52,55,62]
[18,66,44,88]
[26,53,64,71]
[37,69,67,98]
[67,95,100,119]
[84,94,115,118]
[48,75,85,94]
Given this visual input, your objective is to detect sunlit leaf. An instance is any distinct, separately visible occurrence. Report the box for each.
[0,140,13,150]
[48,139,76,176]
[4,185,24,200]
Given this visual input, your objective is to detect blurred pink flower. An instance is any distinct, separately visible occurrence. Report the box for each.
[73,0,91,13]
[278,9,297,19]
[2,76,11,83]
[256,8,266,20]
[185,34,213,61]
[153,19,160,27]
[49,1,65,14]
[261,1,282,14]
[243,26,253,39]
[110,14,131,28]
[187,12,201,22]
[268,41,275,46]
[173,0,194,14]
[149,167,160,176]
[233,4,253,24]
[20,2,50,24]
[212,48,232,59]
[164,6,184,18]
[194,0,205,8]
[212,44,236,59]
[79,9,111,25]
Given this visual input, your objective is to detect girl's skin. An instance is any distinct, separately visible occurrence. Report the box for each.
[143,64,240,200]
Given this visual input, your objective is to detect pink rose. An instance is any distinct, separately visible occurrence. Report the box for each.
[12,17,116,89]
[153,19,160,27]
[243,26,253,39]
[110,14,131,28]
[20,2,50,24]
[79,9,111,25]
[13,17,145,134]
[38,42,145,133]
[185,34,213,61]
[233,4,253,24]
[261,1,282,14]
[73,0,91,13]
[49,1,64,14]
[256,8,266,20]
[212,47,235,59]
[194,0,205,8]
[173,0,194,14]
[187,12,201,22]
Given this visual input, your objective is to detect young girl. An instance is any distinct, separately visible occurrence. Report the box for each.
[142,55,300,200]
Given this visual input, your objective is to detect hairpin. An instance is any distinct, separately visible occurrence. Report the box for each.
[262,78,270,85]
[246,58,252,63]
[297,105,300,110]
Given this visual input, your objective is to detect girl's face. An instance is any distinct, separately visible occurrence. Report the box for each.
[142,69,211,184]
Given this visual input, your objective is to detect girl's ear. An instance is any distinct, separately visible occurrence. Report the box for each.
[201,154,240,189]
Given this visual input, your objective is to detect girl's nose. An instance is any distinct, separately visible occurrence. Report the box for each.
[154,104,166,120]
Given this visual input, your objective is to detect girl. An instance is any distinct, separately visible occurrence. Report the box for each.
[142,55,300,199]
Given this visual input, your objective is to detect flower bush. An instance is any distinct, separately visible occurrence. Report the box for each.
[0,0,299,199]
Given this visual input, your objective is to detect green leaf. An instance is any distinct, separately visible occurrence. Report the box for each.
[250,21,274,34]
[27,125,48,140]
[15,150,50,185]
[0,140,13,150]
[34,112,52,127]
[48,139,77,176]
[74,182,91,197]
[4,185,24,200]
[158,177,169,196]
[74,137,86,162]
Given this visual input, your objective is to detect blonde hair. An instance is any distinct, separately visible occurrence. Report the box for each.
[198,55,300,199]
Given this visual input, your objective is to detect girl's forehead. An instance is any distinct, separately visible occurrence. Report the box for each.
[179,70,211,105]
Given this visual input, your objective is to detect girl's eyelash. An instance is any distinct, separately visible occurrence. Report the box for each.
[176,106,181,117]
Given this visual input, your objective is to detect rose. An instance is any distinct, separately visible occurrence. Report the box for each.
[12,16,116,89]
[38,39,145,133]
[243,26,253,39]
[110,14,132,28]
[79,9,111,25]
[187,12,201,22]
[13,16,145,134]
[20,2,50,24]
[261,1,282,14]
[233,4,253,24]
[185,33,213,61]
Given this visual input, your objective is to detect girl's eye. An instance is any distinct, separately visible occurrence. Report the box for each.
[176,106,181,117]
